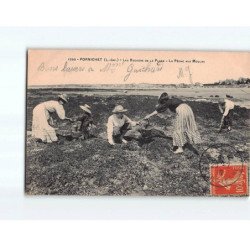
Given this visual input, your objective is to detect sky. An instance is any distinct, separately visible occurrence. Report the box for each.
[28,50,250,86]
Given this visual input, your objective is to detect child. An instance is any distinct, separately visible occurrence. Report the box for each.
[75,104,95,139]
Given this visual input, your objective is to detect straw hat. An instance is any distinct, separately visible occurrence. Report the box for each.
[80,104,91,114]
[112,105,127,113]
[58,94,69,103]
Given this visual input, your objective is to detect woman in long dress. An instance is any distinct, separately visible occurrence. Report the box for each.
[144,92,201,153]
[31,94,72,143]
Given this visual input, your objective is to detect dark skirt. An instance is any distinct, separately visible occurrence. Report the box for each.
[223,109,233,127]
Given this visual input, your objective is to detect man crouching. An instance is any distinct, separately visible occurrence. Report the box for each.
[107,105,138,145]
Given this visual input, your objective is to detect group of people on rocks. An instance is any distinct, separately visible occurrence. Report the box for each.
[31,94,95,143]
[31,92,235,154]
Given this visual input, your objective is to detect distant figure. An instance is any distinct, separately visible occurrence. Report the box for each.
[218,95,235,132]
[107,105,137,145]
[75,104,95,139]
[144,92,201,154]
[31,94,72,143]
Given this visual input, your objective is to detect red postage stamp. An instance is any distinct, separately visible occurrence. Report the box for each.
[210,164,248,196]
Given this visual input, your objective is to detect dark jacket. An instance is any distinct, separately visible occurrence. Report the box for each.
[77,113,93,132]
[156,97,183,113]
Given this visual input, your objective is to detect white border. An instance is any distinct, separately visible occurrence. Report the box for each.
[0,27,250,220]
[0,220,249,250]
[0,0,250,26]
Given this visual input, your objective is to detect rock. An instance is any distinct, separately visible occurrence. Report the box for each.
[26,93,249,196]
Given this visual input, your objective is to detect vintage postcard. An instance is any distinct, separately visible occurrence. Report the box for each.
[25,50,249,196]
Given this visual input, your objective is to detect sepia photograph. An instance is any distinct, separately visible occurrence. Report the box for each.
[25,50,249,196]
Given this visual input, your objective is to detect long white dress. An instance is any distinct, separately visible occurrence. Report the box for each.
[31,100,66,143]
